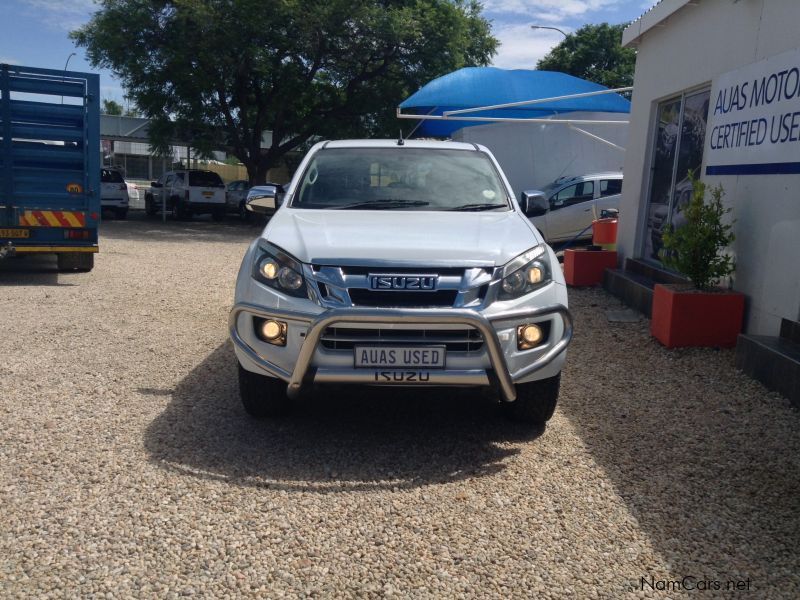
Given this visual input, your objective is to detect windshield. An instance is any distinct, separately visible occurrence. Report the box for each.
[101,169,124,183]
[189,171,224,187]
[290,148,510,211]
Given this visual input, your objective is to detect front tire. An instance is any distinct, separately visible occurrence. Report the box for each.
[238,364,291,418]
[502,373,560,425]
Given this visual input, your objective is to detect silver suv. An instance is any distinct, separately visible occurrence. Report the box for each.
[145,169,226,220]
[230,140,572,426]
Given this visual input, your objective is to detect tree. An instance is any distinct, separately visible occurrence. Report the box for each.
[102,97,142,117]
[536,23,635,89]
[72,0,496,184]
[660,173,735,290]
[102,98,123,115]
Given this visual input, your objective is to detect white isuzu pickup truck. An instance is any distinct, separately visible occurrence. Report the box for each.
[229,139,572,425]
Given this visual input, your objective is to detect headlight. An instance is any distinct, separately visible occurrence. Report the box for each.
[252,243,308,298]
[498,245,552,300]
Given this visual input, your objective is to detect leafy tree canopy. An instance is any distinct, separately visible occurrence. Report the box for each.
[102,98,124,115]
[102,97,142,117]
[536,23,635,89]
[72,0,496,183]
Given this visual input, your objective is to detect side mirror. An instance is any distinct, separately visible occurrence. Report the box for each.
[151,181,162,188]
[521,191,548,217]
[246,186,278,214]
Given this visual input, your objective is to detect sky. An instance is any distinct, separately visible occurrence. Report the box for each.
[0,0,654,104]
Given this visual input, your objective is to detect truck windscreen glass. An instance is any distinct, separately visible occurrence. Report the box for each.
[290,148,510,211]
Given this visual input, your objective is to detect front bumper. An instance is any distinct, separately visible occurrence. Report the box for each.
[230,303,572,402]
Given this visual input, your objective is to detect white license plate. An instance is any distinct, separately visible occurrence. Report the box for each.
[354,345,446,369]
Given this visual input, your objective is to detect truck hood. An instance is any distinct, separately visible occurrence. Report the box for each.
[262,209,542,267]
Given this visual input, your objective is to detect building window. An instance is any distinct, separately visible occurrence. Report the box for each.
[643,88,711,262]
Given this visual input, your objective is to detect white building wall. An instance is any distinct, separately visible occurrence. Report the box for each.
[619,0,800,334]
[452,112,627,201]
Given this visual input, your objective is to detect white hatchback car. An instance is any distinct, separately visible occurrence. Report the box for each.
[525,172,622,243]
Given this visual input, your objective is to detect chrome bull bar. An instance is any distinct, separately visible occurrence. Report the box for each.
[229,303,573,402]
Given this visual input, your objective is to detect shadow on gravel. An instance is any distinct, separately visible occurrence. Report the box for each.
[0,254,75,286]
[144,341,542,492]
[559,367,800,586]
[100,211,264,245]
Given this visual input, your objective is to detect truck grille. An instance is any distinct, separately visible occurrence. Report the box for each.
[337,265,467,277]
[320,327,484,352]
[348,289,458,307]
[310,265,492,309]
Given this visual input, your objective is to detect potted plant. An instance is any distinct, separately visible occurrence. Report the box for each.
[651,173,744,348]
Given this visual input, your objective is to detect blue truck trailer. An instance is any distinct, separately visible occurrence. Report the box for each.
[1,63,100,271]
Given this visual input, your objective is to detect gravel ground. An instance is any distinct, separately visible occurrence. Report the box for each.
[1,213,799,598]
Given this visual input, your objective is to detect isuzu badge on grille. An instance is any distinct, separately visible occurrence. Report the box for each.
[368,274,439,291]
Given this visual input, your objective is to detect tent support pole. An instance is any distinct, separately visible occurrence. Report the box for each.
[567,124,626,152]
[395,111,628,126]
[441,86,633,116]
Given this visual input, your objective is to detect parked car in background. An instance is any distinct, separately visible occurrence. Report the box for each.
[145,169,226,220]
[225,180,251,219]
[524,172,623,243]
[100,167,129,219]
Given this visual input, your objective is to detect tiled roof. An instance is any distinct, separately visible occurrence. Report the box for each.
[622,0,698,47]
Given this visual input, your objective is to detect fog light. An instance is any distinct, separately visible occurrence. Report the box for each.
[262,320,282,339]
[517,324,543,350]
[256,318,287,346]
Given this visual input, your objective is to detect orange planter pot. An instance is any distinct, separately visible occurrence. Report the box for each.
[564,249,617,287]
[592,218,618,250]
[650,284,745,348]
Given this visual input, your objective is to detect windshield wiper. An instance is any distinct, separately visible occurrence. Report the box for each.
[336,199,430,210]
[446,203,508,211]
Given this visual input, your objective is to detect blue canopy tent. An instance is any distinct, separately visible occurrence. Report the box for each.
[398,67,631,138]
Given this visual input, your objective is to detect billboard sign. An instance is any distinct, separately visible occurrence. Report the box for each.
[705,48,800,176]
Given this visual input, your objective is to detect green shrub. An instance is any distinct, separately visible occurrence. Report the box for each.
[660,172,735,290]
